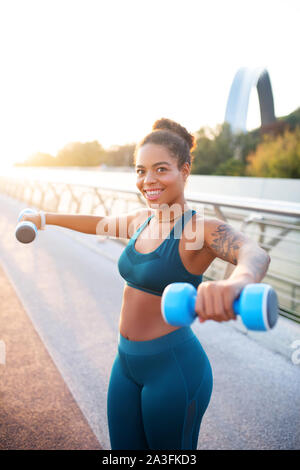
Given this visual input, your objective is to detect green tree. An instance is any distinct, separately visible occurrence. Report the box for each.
[56,141,105,166]
[105,143,136,167]
[278,107,300,131]
[246,126,300,178]
[214,157,246,176]
[191,123,235,175]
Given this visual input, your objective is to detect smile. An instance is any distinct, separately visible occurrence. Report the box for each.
[144,189,164,200]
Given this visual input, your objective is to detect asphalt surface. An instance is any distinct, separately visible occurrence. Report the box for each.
[0,263,101,450]
[0,193,300,450]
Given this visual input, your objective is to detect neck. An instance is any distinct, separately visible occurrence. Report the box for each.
[155,213,183,223]
[152,202,189,223]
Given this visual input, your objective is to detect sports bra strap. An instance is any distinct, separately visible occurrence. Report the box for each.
[131,215,154,240]
[172,209,195,239]
[131,209,195,241]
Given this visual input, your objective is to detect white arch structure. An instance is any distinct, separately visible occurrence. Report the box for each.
[225,67,276,133]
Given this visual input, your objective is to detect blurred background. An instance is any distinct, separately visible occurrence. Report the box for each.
[0,0,299,177]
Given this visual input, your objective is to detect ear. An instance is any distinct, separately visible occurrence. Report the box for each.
[181,162,190,181]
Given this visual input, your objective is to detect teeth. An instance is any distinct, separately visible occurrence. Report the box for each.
[145,190,163,194]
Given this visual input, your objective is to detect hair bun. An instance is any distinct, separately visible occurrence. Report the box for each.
[152,118,196,151]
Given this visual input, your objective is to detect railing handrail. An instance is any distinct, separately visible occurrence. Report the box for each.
[5,175,300,218]
[1,174,299,323]
[186,191,300,218]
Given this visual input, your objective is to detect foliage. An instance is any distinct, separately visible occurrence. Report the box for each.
[191,122,259,175]
[56,141,105,166]
[214,157,246,176]
[14,108,300,177]
[16,141,136,168]
[191,107,300,178]
[278,107,300,130]
[245,126,300,178]
[191,123,235,175]
[104,143,136,167]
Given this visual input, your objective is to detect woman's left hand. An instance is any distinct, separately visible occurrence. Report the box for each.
[194,277,250,323]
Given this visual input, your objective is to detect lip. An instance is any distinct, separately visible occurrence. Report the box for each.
[143,188,164,201]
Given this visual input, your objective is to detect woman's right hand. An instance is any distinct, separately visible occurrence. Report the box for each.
[19,213,42,230]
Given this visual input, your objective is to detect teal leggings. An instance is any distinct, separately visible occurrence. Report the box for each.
[107,327,213,450]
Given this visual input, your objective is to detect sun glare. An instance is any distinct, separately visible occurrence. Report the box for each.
[0,0,298,170]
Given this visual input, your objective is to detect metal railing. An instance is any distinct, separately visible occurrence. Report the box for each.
[1,174,300,323]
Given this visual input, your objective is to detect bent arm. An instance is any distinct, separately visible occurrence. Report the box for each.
[204,218,271,283]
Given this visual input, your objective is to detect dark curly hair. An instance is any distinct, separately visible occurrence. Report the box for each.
[134,118,196,169]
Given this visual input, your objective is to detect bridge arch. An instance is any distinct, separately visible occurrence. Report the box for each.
[225,67,276,133]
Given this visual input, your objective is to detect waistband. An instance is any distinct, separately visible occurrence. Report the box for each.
[118,326,195,355]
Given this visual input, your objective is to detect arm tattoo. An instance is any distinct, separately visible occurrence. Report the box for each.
[209,223,246,265]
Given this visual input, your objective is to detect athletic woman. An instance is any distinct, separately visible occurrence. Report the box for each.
[20,118,270,450]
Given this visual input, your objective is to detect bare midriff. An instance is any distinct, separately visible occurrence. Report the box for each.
[118,213,215,342]
[119,284,180,341]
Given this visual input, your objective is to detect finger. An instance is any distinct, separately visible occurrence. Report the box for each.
[222,290,237,320]
[212,289,228,322]
[194,288,206,322]
[202,285,214,321]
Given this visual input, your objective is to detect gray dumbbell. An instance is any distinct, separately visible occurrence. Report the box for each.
[15,208,38,244]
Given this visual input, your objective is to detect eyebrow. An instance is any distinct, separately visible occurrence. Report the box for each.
[135,161,172,168]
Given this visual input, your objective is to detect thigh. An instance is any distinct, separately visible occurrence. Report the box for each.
[141,351,190,450]
[141,342,213,450]
[107,353,149,450]
[190,359,213,449]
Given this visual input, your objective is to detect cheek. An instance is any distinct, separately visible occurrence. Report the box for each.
[136,176,143,190]
[164,173,182,188]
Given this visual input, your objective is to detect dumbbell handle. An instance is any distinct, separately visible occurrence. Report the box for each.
[179,291,250,321]
[161,282,279,331]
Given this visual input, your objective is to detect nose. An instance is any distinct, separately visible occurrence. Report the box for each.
[143,170,157,184]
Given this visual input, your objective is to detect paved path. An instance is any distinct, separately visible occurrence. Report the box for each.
[0,263,101,450]
[0,193,300,450]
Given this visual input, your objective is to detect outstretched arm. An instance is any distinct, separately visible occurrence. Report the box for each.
[19,208,151,239]
[194,218,270,323]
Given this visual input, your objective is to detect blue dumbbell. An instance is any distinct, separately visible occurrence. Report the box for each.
[15,208,38,244]
[161,282,278,331]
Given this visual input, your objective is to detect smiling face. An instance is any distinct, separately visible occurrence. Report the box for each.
[135,143,190,209]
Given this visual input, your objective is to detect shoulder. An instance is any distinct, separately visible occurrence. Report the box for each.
[118,207,152,225]
[203,216,226,231]
[181,214,248,252]
[101,207,152,239]
[133,208,154,224]
[203,217,224,243]
[203,217,249,245]
[126,207,153,238]
[203,217,253,264]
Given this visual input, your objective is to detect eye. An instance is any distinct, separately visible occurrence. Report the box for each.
[157,167,167,173]
[136,168,144,175]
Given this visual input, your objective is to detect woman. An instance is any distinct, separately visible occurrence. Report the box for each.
[20,118,270,450]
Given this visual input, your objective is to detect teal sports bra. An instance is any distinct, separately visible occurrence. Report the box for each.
[118,209,203,296]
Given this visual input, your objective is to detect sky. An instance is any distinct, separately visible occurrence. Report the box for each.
[0,0,299,168]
